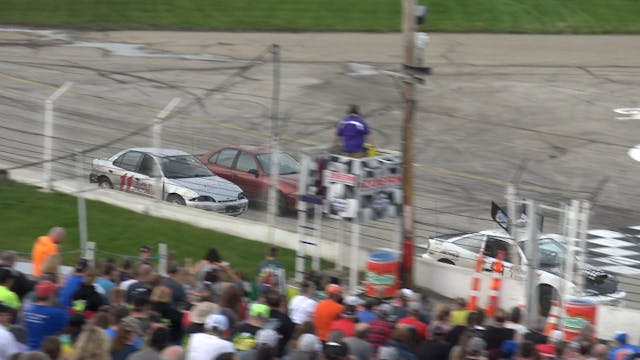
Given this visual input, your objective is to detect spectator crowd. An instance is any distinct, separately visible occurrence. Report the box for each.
[0,226,636,360]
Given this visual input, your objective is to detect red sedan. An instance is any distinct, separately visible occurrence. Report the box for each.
[199,145,300,215]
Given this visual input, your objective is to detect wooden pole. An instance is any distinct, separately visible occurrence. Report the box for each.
[400,0,417,289]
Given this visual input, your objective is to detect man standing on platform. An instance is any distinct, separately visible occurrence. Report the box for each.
[333,105,372,158]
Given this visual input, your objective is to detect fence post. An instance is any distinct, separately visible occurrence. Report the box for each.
[43,82,72,191]
[76,150,89,256]
[159,243,168,276]
[84,241,96,266]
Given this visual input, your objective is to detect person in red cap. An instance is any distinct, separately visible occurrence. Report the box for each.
[313,284,344,341]
[23,280,68,350]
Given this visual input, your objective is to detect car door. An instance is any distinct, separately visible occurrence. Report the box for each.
[111,151,144,193]
[443,234,485,268]
[207,148,238,180]
[231,151,261,200]
[133,154,163,199]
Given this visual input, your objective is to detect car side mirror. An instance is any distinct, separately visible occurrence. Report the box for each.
[248,169,259,177]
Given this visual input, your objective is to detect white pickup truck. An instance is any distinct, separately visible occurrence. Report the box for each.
[416,229,626,315]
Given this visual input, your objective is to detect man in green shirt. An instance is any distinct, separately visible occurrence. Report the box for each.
[0,268,20,309]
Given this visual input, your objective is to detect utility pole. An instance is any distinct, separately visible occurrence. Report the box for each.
[400,0,427,288]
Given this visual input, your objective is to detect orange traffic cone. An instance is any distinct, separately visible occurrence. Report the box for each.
[543,300,561,335]
[486,250,505,317]
[468,250,484,311]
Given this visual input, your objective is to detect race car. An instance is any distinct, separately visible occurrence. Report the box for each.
[89,147,249,216]
[199,145,300,215]
[421,229,626,315]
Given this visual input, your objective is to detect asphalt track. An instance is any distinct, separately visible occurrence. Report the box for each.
[1,29,640,303]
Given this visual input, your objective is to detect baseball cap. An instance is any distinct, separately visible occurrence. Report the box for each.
[35,280,58,298]
[140,245,152,252]
[297,333,322,352]
[615,331,628,344]
[250,303,270,318]
[500,340,518,358]
[500,340,518,359]
[400,288,415,298]
[344,295,364,306]
[255,329,279,348]
[191,302,220,324]
[324,341,348,358]
[325,284,342,296]
[204,314,229,332]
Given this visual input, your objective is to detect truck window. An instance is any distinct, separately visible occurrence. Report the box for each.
[485,237,512,263]
[452,235,484,254]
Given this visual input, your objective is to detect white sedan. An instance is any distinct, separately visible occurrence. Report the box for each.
[89,147,249,216]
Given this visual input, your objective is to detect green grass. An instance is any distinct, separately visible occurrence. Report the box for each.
[0,180,296,279]
[0,0,639,33]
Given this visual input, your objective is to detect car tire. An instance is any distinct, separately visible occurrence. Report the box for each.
[98,177,113,189]
[438,259,455,266]
[167,194,186,206]
[538,284,559,317]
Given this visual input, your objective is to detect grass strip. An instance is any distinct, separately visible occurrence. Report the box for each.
[0,180,297,280]
[0,0,638,33]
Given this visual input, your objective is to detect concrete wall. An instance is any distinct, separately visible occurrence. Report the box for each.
[414,256,526,309]
[596,305,640,342]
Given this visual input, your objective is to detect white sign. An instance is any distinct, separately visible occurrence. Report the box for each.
[614,108,640,120]
[628,145,640,162]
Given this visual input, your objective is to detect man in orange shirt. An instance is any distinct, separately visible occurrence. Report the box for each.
[313,284,344,341]
[32,227,65,277]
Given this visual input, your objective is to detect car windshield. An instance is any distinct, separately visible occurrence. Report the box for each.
[256,153,300,175]
[518,237,566,271]
[160,155,213,179]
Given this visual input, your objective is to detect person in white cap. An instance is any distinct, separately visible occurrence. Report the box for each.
[185,314,237,360]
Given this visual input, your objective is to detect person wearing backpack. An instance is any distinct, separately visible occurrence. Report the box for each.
[255,247,286,296]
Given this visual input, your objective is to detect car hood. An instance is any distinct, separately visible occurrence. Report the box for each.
[166,176,242,201]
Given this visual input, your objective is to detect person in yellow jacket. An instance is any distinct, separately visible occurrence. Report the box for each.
[0,268,20,309]
[32,227,65,277]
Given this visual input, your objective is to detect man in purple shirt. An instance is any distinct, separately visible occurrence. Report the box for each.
[334,105,372,157]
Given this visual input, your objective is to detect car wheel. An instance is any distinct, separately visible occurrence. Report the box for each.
[98,177,113,189]
[167,194,186,206]
[538,284,559,317]
[277,191,288,217]
[438,259,455,266]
